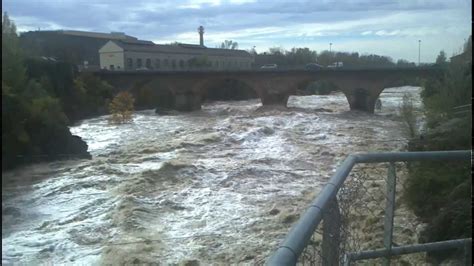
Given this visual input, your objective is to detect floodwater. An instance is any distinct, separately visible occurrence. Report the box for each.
[2,87,422,265]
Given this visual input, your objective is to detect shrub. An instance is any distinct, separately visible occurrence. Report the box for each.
[398,93,418,138]
[108,91,135,124]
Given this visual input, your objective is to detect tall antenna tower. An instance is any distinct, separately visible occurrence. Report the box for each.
[198,26,204,46]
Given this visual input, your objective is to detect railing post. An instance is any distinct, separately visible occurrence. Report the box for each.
[322,199,341,266]
[464,240,472,266]
[383,162,397,266]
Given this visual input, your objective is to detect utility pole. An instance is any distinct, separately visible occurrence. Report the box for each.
[418,40,421,66]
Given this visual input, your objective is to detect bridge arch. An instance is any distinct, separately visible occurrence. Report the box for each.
[193,77,260,104]
[296,78,342,96]
[132,79,176,111]
[289,77,355,111]
[294,76,391,113]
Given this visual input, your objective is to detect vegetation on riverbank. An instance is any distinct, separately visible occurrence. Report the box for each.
[23,58,114,123]
[2,13,92,170]
[403,36,472,263]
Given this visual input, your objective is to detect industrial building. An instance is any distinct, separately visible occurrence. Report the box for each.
[98,26,254,71]
[19,30,140,68]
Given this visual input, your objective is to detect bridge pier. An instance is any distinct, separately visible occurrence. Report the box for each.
[344,88,381,113]
[174,91,201,111]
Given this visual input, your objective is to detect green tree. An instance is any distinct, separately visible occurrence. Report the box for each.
[69,73,113,120]
[108,91,135,124]
[2,12,26,91]
[22,79,50,99]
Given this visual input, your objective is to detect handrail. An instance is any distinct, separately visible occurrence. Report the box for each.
[345,238,472,262]
[267,150,471,265]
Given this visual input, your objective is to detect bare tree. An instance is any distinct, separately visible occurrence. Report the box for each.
[220,40,238,49]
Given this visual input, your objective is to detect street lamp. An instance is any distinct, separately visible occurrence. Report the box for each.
[329,42,332,52]
[418,40,421,66]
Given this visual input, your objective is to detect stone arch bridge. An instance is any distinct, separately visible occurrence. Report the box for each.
[95,67,441,113]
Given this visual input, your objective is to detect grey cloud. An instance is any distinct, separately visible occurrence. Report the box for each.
[3,0,470,61]
[5,0,461,34]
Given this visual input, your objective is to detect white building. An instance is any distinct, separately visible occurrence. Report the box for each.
[99,39,254,71]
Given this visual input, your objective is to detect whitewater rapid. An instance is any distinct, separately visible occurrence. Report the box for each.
[2,87,422,265]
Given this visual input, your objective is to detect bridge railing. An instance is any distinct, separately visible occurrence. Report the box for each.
[266,150,471,265]
[92,65,442,74]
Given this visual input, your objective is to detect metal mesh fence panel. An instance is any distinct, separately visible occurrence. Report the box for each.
[296,162,428,265]
[267,152,471,266]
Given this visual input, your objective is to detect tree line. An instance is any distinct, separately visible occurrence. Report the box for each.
[252,46,419,68]
[217,40,422,68]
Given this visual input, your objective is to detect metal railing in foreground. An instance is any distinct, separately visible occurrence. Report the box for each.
[267,150,471,265]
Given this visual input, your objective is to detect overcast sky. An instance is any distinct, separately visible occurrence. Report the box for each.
[3,0,472,62]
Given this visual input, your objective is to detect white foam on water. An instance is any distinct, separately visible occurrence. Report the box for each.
[2,86,423,264]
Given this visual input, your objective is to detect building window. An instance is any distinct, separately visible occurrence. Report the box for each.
[164,59,169,68]
[179,60,184,69]
[127,58,133,69]
[110,65,115,70]
[136,58,142,68]
[155,59,160,69]
[146,58,152,69]
[172,59,176,69]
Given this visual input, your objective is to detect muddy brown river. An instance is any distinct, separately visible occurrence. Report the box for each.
[2,87,422,265]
